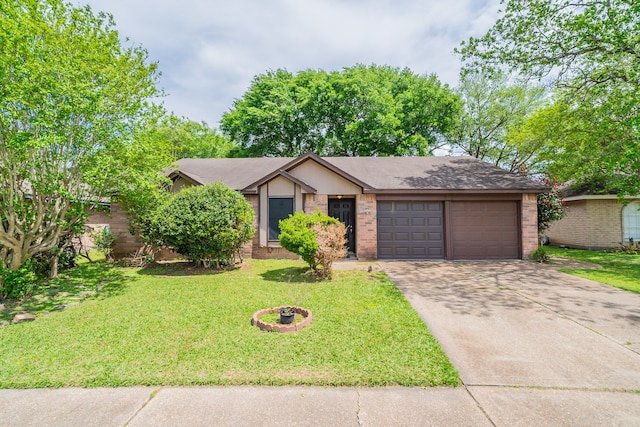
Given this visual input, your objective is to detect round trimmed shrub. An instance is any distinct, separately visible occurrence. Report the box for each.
[151,183,255,266]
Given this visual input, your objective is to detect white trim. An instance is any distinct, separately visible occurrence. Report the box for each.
[563,195,640,202]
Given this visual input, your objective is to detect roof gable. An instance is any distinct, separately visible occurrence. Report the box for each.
[242,169,317,194]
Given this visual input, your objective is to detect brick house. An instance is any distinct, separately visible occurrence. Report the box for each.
[545,193,640,250]
[147,153,545,260]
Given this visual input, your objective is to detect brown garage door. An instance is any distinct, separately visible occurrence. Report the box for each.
[377,201,444,259]
[450,201,519,259]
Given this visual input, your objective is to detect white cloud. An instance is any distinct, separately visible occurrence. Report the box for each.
[74,0,501,126]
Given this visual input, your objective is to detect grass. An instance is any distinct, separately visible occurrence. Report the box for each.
[0,259,458,388]
[546,246,640,293]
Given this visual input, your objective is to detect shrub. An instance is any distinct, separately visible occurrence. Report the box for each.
[611,238,640,254]
[311,222,347,277]
[537,178,566,234]
[151,183,255,267]
[279,211,346,277]
[531,246,550,263]
[0,261,37,300]
[91,226,115,262]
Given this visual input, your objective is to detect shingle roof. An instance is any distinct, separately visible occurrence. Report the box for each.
[326,156,545,191]
[172,154,546,193]
[172,157,292,189]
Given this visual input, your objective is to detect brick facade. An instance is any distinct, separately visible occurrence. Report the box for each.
[520,193,539,258]
[303,194,328,214]
[545,199,626,249]
[355,194,377,259]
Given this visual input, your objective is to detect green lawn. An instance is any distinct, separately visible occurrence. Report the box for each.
[0,259,458,388]
[546,246,640,293]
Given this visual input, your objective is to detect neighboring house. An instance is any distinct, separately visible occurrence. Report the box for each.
[160,153,545,260]
[545,189,640,250]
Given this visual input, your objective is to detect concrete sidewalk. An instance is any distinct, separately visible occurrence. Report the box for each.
[2,385,640,426]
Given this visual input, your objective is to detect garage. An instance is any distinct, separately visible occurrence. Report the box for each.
[377,201,444,259]
[449,201,519,259]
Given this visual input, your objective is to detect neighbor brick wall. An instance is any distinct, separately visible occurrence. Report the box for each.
[587,200,623,248]
[546,200,623,249]
[110,202,144,258]
[356,194,377,259]
[521,193,539,258]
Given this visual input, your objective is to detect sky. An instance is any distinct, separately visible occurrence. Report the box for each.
[74,0,502,128]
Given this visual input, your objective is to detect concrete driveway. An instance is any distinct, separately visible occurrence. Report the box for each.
[383,260,640,424]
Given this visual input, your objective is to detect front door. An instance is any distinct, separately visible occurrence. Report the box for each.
[328,198,356,254]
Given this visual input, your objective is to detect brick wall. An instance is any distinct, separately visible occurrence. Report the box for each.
[520,193,539,258]
[546,199,623,249]
[355,194,377,259]
[110,202,144,258]
[303,194,328,214]
[587,200,623,248]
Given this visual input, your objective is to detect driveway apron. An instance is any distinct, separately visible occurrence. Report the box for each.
[382,261,640,390]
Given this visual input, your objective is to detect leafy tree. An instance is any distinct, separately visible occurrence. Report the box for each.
[457,0,640,196]
[449,70,547,173]
[0,0,172,273]
[141,115,235,160]
[150,183,255,267]
[221,65,461,157]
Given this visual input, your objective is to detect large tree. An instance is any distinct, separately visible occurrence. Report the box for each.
[141,115,235,160]
[449,70,547,173]
[0,0,172,271]
[457,0,640,195]
[221,65,461,157]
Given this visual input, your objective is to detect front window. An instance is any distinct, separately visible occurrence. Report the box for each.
[268,197,294,240]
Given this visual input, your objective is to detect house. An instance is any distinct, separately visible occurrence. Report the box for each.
[160,153,545,260]
[545,186,640,249]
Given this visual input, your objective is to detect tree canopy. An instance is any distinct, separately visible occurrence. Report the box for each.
[449,70,547,173]
[221,65,461,157]
[140,115,235,160]
[457,0,640,195]
[0,0,172,271]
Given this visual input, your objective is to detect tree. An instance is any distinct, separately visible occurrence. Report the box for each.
[0,0,172,272]
[457,0,640,195]
[221,65,461,157]
[150,183,255,267]
[140,115,235,160]
[449,70,547,173]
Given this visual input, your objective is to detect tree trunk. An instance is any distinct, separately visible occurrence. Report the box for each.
[9,252,23,271]
[50,256,59,279]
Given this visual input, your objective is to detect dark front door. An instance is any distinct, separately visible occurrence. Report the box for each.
[329,198,356,253]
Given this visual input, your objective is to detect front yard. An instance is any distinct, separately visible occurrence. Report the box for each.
[546,247,640,294]
[0,259,458,388]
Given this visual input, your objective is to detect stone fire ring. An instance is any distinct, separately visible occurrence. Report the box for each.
[252,306,312,333]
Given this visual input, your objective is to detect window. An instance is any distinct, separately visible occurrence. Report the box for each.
[268,197,294,240]
[623,201,640,242]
